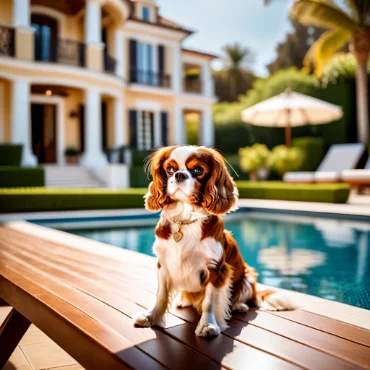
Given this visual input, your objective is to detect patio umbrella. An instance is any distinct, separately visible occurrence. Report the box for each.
[241,88,343,147]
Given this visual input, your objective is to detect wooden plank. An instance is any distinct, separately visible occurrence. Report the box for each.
[9,237,365,370]
[273,310,370,348]
[0,308,31,369]
[234,310,370,369]
[0,267,165,370]
[0,251,220,370]
[0,243,302,369]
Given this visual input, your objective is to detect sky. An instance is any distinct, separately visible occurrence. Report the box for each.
[156,0,294,76]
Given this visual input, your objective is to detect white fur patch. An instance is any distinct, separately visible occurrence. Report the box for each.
[169,146,198,169]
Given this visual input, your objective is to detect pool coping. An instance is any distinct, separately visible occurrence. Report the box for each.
[5,220,370,331]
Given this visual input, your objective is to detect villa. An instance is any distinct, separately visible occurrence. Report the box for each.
[0,0,216,171]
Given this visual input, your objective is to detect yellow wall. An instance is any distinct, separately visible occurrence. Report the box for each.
[0,79,11,142]
[0,0,12,26]
[63,88,83,149]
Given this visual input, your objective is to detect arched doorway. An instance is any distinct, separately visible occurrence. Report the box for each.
[31,14,58,62]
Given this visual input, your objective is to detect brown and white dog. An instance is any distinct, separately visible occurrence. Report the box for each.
[133,145,296,337]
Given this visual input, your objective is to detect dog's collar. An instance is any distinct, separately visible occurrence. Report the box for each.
[170,218,198,226]
[170,217,198,243]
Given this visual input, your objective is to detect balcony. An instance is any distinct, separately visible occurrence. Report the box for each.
[0,25,15,57]
[35,38,85,67]
[104,54,117,75]
[129,69,171,88]
[183,78,202,94]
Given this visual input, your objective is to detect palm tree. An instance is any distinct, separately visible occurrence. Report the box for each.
[265,0,370,143]
[222,43,254,101]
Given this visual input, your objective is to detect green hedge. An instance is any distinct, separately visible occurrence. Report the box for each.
[0,144,23,166]
[130,165,151,188]
[292,137,326,171]
[0,167,45,188]
[131,150,152,166]
[236,181,350,203]
[0,188,147,213]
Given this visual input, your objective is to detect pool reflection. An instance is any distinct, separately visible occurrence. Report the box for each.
[70,212,370,310]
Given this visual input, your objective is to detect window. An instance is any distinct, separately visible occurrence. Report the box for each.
[142,6,151,22]
[137,42,153,84]
[137,111,154,150]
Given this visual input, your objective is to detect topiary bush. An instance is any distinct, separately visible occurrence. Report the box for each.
[0,144,23,166]
[0,188,147,213]
[267,145,304,177]
[292,137,326,171]
[236,181,350,203]
[130,166,150,188]
[239,144,270,180]
[0,167,45,188]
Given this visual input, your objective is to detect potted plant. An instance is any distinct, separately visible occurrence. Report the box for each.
[65,147,81,164]
[239,144,270,181]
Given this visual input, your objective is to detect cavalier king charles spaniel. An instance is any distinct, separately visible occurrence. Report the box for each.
[133,145,296,337]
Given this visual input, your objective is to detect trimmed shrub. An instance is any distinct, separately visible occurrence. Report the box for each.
[292,137,325,171]
[0,167,45,188]
[0,188,147,213]
[224,153,249,180]
[130,166,151,188]
[0,144,23,166]
[131,150,152,166]
[236,181,350,204]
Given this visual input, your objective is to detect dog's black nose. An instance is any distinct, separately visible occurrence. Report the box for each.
[175,172,189,183]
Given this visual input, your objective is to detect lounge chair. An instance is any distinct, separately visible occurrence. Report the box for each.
[284,143,366,183]
[341,158,370,191]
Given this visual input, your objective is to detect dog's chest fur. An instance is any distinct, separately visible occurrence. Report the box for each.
[153,203,223,293]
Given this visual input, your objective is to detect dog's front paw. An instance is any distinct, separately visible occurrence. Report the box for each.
[232,303,249,313]
[195,322,221,337]
[133,311,166,328]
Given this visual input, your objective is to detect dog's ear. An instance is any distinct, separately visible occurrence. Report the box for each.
[144,147,175,211]
[202,149,238,215]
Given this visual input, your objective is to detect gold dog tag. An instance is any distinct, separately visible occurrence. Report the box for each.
[174,231,183,242]
[173,228,183,242]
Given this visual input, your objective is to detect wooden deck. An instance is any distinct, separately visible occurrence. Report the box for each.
[1,224,370,370]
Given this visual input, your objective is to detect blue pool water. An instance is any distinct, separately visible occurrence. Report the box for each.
[65,211,370,310]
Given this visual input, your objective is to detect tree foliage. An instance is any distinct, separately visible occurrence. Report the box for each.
[267,21,325,74]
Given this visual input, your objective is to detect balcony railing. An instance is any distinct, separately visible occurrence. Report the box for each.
[129,69,171,88]
[35,38,85,67]
[104,54,117,74]
[0,25,15,57]
[183,78,202,94]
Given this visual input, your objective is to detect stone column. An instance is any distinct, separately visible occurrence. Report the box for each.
[114,29,125,78]
[202,62,214,97]
[80,89,108,168]
[200,105,214,147]
[153,110,161,147]
[113,96,126,148]
[11,80,37,166]
[85,0,103,72]
[172,44,182,93]
[13,0,34,61]
[173,103,185,145]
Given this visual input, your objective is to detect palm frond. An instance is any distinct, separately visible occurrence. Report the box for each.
[291,0,359,31]
[303,29,351,75]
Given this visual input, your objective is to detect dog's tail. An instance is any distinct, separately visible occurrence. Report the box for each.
[256,289,299,311]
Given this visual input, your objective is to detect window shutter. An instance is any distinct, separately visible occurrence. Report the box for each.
[148,112,154,149]
[161,111,168,146]
[129,39,137,82]
[158,45,165,74]
[129,109,138,148]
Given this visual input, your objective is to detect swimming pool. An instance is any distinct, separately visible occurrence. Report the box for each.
[39,210,370,310]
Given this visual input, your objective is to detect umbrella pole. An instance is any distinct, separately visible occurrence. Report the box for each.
[285,108,291,147]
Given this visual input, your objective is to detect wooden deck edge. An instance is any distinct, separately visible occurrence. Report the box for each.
[5,220,370,331]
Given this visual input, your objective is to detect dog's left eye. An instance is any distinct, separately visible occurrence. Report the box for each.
[167,166,174,175]
[192,167,203,176]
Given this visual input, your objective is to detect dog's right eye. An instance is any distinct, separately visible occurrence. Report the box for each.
[167,166,174,175]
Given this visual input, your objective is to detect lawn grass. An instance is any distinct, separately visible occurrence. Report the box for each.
[236,181,350,203]
[0,181,351,213]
